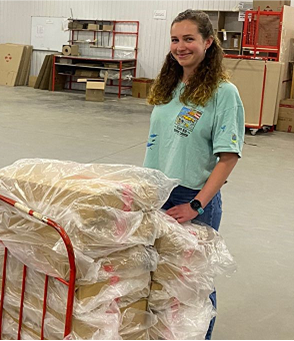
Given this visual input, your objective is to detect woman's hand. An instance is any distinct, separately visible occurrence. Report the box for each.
[165,203,198,223]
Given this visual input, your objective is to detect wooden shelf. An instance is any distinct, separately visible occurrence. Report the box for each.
[203,11,244,52]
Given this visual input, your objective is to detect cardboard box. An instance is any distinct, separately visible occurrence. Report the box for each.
[103,62,120,69]
[150,281,163,291]
[276,99,294,133]
[103,24,114,31]
[68,21,83,30]
[85,71,108,102]
[86,81,106,102]
[0,44,25,86]
[0,274,148,340]
[15,44,33,86]
[223,58,283,126]
[62,44,79,56]
[290,38,294,62]
[103,62,134,69]
[75,69,99,78]
[28,75,37,87]
[132,78,153,98]
[88,24,98,31]
[280,99,294,106]
[54,74,66,91]
[0,160,160,218]
[120,299,149,340]
[253,1,290,11]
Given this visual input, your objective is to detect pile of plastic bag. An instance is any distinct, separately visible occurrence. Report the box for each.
[0,159,236,340]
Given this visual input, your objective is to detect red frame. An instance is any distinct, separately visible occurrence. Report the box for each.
[112,21,139,60]
[241,7,283,61]
[0,194,76,340]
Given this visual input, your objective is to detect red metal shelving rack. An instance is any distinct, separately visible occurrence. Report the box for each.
[56,19,139,98]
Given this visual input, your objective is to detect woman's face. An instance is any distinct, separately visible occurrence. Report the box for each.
[170,19,213,70]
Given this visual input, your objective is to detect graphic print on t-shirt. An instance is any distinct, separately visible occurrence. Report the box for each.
[146,133,158,149]
[174,106,203,137]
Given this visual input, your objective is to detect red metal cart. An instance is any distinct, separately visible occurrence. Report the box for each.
[224,7,284,135]
[0,194,76,340]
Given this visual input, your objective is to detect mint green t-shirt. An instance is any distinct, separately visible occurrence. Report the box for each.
[143,81,245,190]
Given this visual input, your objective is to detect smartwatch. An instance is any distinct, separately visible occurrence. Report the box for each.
[189,199,204,215]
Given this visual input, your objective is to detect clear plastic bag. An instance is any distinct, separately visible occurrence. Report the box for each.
[153,210,237,277]
[149,302,215,340]
[0,159,179,212]
[0,159,237,340]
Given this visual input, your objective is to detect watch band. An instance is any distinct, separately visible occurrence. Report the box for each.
[189,199,204,215]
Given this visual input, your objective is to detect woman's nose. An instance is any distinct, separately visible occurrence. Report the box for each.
[177,40,186,50]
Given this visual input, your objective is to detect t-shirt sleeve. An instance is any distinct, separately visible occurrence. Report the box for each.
[212,104,245,158]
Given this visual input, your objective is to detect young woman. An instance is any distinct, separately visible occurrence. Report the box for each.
[144,9,245,339]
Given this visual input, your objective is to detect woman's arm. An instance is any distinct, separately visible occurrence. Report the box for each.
[166,152,239,223]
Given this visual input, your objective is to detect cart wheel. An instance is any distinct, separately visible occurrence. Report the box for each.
[250,129,258,136]
[262,126,271,133]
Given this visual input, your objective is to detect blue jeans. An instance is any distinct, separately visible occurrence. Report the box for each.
[162,185,222,340]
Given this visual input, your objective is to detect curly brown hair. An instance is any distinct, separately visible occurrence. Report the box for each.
[148,9,229,107]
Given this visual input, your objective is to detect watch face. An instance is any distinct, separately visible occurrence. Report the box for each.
[190,199,202,211]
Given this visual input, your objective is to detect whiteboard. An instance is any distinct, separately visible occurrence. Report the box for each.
[31,16,69,52]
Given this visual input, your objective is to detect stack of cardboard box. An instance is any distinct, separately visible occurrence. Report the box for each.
[77,71,108,102]
[0,159,177,339]
[0,159,235,339]
[148,214,235,339]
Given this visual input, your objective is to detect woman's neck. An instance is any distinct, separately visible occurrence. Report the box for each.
[182,67,196,84]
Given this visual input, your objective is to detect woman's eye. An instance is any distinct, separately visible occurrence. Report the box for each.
[186,38,194,42]
[171,38,178,43]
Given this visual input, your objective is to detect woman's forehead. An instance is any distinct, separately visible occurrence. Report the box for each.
[171,20,199,35]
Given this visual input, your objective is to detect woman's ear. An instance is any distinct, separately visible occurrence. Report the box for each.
[206,36,214,50]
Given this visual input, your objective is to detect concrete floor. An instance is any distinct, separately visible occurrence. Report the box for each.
[1,86,294,340]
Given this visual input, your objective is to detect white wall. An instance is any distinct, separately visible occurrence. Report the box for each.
[0,0,245,78]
